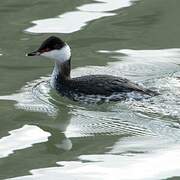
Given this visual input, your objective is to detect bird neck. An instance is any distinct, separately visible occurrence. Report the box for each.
[50,59,71,88]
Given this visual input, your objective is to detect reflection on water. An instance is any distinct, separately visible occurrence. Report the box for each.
[1,48,180,164]
[0,125,50,158]
[2,48,180,117]
[66,104,180,138]
[4,47,180,179]
[0,77,57,116]
[78,0,133,12]
[1,0,180,179]
[25,0,135,33]
[26,12,115,34]
[1,48,180,136]
[128,76,180,118]
[8,137,180,180]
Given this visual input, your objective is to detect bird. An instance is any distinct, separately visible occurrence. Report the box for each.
[27,36,158,102]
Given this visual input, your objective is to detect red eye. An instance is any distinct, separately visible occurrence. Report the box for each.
[41,48,50,53]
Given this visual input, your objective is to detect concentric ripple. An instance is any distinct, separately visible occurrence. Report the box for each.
[1,48,180,138]
[0,76,57,116]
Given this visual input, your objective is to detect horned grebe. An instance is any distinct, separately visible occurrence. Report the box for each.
[27,36,158,102]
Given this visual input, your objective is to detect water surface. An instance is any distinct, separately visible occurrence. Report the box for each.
[1,0,180,179]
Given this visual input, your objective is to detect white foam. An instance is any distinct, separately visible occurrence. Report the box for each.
[25,0,135,34]
[0,125,50,158]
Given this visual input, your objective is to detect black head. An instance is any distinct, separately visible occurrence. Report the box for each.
[27,36,66,56]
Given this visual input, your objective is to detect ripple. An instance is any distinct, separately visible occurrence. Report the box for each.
[64,101,180,139]
[0,125,50,158]
[1,48,180,138]
[65,107,152,137]
[25,0,135,34]
[3,47,180,180]
[78,0,132,12]
[91,48,180,81]
[73,48,180,118]
[26,11,114,34]
[126,76,180,118]
[65,48,180,137]
[0,76,57,116]
[8,140,180,180]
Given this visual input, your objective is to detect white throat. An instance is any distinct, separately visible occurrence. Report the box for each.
[41,44,71,63]
[47,44,71,88]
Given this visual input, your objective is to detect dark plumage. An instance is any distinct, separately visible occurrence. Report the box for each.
[27,36,159,102]
[55,74,158,101]
[38,36,65,52]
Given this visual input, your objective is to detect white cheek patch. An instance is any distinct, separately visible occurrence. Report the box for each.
[41,44,71,63]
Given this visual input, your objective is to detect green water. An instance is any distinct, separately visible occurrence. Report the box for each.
[1,0,180,179]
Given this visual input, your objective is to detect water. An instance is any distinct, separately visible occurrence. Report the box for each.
[0,0,180,179]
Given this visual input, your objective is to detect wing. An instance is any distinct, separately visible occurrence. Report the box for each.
[65,75,148,95]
